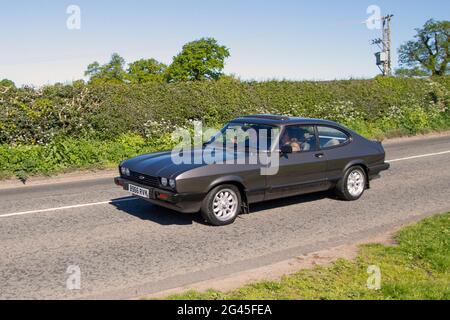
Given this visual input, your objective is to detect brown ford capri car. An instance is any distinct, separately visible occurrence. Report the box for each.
[115,115,390,226]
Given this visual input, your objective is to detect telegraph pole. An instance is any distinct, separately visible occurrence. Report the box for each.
[372,14,394,76]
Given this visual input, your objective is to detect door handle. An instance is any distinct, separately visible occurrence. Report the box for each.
[315,153,324,159]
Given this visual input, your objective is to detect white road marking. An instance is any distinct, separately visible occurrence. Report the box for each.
[387,150,450,163]
[0,198,136,219]
[1,150,450,219]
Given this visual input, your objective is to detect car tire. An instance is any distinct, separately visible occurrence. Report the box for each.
[335,166,367,201]
[201,184,242,226]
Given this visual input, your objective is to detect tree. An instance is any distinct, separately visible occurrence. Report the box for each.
[84,53,127,84]
[398,19,450,76]
[0,79,15,88]
[166,38,230,82]
[127,58,167,83]
[394,67,429,78]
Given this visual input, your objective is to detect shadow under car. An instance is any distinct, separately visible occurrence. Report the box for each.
[110,190,337,226]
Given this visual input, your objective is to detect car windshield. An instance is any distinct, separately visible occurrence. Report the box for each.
[204,122,280,152]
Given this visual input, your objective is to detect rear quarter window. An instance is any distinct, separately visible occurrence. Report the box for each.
[317,126,350,149]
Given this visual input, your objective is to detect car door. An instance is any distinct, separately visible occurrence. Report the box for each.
[316,125,353,182]
[264,124,328,201]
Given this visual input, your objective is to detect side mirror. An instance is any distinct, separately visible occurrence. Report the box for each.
[280,145,293,154]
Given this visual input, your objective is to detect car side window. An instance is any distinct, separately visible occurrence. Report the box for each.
[280,125,317,152]
[317,126,350,149]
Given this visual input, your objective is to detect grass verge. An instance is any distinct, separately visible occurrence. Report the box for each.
[165,213,450,300]
[2,127,450,182]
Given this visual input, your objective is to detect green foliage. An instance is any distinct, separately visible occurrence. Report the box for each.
[0,133,175,178]
[0,76,449,177]
[165,213,450,300]
[395,67,430,78]
[165,38,230,82]
[398,19,450,76]
[127,58,167,84]
[1,77,449,145]
[0,83,100,145]
[85,53,128,84]
[395,214,450,273]
[83,37,230,84]
[0,79,16,88]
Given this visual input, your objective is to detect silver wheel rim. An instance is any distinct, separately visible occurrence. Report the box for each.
[347,169,365,197]
[212,189,238,222]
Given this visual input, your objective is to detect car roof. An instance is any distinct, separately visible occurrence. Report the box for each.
[231,114,341,127]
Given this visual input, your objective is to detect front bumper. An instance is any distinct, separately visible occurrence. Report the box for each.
[114,177,204,213]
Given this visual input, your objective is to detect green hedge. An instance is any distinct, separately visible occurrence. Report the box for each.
[0,134,174,179]
[0,76,449,179]
[1,76,449,144]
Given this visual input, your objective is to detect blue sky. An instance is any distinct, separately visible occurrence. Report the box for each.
[0,0,448,86]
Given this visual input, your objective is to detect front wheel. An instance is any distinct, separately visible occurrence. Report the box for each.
[201,185,241,226]
[335,166,367,201]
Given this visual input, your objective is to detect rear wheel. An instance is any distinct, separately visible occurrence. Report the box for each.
[336,166,366,201]
[201,185,241,226]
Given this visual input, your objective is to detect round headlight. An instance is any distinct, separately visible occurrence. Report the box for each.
[121,167,130,176]
[169,179,176,189]
[161,177,168,186]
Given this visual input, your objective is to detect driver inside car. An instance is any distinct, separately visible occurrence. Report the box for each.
[281,127,313,152]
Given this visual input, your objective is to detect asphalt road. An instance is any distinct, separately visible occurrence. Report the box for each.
[1,135,450,299]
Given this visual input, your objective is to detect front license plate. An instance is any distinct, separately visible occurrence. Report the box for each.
[128,184,150,199]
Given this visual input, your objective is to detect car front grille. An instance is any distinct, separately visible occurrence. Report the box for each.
[124,171,160,188]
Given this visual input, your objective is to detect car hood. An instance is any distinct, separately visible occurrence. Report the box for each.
[121,151,197,178]
[122,148,249,178]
